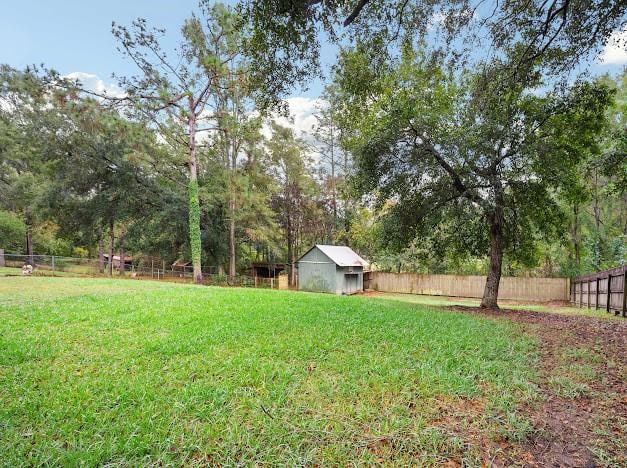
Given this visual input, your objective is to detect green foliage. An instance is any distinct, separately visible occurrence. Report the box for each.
[72,247,89,258]
[241,0,625,107]
[2,4,622,282]
[188,179,202,276]
[331,44,613,287]
[32,223,73,256]
[0,210,25,252]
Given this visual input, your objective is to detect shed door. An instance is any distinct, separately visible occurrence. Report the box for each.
[344,273,359,295]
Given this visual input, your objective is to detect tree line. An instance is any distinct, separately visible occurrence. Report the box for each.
[1,0,625,308]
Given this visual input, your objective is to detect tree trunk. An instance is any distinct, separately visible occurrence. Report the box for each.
[228,202,236,278]
[592,170,601,231]
[118,234,125,276]
[25,224,34,265]
[287,216,295,287]
[97,228,104,274]
[572,203,581,268]
[227,91,240,281]
[188,100,203,284]
[330,125,337,238]
[108,220,114,277]
[290,244,297,287]
[480,205,504,309]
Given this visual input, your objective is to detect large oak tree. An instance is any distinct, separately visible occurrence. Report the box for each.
[332,46,613,307]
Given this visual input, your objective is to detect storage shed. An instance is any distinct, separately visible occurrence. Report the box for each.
[297,245,368,295]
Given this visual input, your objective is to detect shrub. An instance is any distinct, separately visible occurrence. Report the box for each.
[0,210,26,253]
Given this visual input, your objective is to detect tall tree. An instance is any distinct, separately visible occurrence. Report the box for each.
[0,65,67,262]
[202,4,264,277]
[314,102,341,239]
[58,102,169,271]
[106,1,246,282]
[332,46,613,307]
[268,123,319,286]
[314,86,356,242]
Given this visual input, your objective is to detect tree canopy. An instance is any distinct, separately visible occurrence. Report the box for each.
[0,1,624,308]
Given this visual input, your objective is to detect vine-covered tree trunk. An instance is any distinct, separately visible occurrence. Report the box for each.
[188,179,202,284]
[481,204,505,309]
[188,104,203,284]
[290,245,297,287]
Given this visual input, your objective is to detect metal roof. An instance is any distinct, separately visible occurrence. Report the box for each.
[301,244,369,267]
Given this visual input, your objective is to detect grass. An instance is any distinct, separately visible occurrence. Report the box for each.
[548,345,626,466]
[0,277,539,465]
[0,266,82,278]
[0,266,22,276]
[369,291,622,320]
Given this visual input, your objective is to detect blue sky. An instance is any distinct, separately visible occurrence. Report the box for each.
[0,0,338,99]
[2,1,195,81]
[0,0,340,139]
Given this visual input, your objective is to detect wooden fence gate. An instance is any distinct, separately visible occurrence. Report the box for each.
[570,265,627,316]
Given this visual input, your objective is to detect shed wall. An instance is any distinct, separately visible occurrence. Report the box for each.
[335,266,364,295]
[298,248,337,293]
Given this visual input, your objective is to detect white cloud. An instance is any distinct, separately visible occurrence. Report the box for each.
[0,97,11,112]
[599,28,627,65]
[264,96,327,152]
[276,97,327,142]
[428,11,448,30]
[64,71,126,98]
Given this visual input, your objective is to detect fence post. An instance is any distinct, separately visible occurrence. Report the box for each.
[51,255,55,276]
[151,260,154,278]
[569,280,573,304]
[606,275,611,313]
[0,249,4,267]
[595,277,599,310]
[587,279,590,308]
[622,270,626,318]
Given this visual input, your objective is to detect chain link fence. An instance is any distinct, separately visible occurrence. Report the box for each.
[0,251,280,289]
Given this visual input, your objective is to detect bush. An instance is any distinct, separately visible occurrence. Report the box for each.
[72,247,89,258]
[0,210,26,253]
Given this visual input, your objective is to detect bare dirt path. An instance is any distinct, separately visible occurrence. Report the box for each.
[451,306,626,467]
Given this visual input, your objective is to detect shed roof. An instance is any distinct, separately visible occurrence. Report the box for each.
[299,245,368,267]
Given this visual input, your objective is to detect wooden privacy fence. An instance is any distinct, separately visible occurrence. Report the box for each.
[368,272,570,302]
[570,265,626,316]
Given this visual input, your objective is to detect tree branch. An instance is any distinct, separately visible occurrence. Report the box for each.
[344,0,371,26]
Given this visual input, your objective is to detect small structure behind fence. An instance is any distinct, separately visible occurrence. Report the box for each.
[570,265,626,316]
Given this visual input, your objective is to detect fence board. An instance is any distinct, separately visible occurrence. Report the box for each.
[370,272,569,301]
[570,265,626,316]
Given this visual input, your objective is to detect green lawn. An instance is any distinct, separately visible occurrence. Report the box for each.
[0,266,82,278]
[0,277,538,465]
[369,291,620,320]
[0,266,22,276]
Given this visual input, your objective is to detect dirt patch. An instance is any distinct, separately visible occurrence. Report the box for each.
[450,305,627,467]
